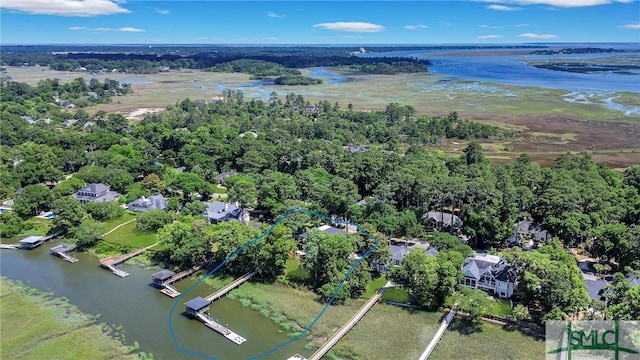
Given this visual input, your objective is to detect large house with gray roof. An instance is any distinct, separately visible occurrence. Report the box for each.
[506,220,551,247]
[127,195,168,212]
[72,183,121,204]
[204,201,249,224]
[423,211,463,232]
[371,244,412,273]
[459,253,516,299]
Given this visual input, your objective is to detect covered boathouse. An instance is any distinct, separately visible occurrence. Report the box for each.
[19,235,45,249]
[185,297,210,317]
[152,269,176,286]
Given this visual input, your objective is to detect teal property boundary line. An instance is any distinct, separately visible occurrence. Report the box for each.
[168,207,379,360]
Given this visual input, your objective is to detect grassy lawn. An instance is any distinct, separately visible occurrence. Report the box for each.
[381,287,411,303]
[430,318,545,360]
[102,219,158,248]
[488,298,513,318]
[360,275,387,298]
[0,277,145,360]
[101,213,136,234]
[285,255,310,281]
[22,218,53,236]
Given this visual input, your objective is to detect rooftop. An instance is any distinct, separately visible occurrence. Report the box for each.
[19,235,44,244]
[185,296,210,311]
[152,269,176,281]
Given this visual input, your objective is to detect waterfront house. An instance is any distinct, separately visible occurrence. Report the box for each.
[215,171,238,185]
[459,253,516,299]
[72,183,121,204]
[371,244,411,273]
[423,211,463,232]
[204,201,249,224]
[345,145,371,153]
[127,194,168,212]
[295,224,348,241]
[506,220,552,247]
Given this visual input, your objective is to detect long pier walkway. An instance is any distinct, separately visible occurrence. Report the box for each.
[100,242,159,277]
[205,271,257,302]
[417,306,457,360]
[307,281,391,360]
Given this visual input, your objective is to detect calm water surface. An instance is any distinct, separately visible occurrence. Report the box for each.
[0,241,311,360]
[360,45,640,93]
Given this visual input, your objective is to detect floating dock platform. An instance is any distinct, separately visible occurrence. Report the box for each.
[50,244,79,263]
[185,296,247,345]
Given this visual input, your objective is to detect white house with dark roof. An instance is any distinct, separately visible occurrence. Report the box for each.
[459,253,516,299]
[423,211,463,231]
[72,183,121,204]
[215,171,238,185]
[127,195,168,212]
[345,145,371,153]
[506,220,551,247]
[371,244,412,273]
[295,224,348,241]
[204,201,249,224]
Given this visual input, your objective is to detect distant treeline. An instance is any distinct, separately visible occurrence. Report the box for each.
[530,47,626,55]
[0,46,433,75]
[1,44,533,76]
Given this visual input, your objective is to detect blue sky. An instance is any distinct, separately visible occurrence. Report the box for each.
[1,1,639,44]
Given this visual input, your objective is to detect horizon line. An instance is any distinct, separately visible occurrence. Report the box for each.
[2,41,640,46]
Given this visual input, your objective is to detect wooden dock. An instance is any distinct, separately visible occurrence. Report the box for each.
[418,306,456,360]
[204,270,257,302]
[306,283,389,360]
[193,311,247,344]
[160,284,180,298]
[0,243,19,250]
[100,242,158,277]
[157,263,205,298]
[50,244,78,263]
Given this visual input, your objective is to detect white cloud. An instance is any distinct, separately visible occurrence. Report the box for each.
[518,32,558,39]
[405,24,429,30]
[267,11,286,18]
[487,0,635,7]
[516,23,531,27]
[312,22,384,33]
[118,27,144,32]
[0,0,130,16]
[74,26,145,32]
[487,4,522,10]
[154,9,170,15]
[620,23,640,29]
[478,34,503,39]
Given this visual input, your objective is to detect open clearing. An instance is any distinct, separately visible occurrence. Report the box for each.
[5,66,639,167]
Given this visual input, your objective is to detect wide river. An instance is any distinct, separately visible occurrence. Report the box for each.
[359,43,640,93]
[0,241,311,360]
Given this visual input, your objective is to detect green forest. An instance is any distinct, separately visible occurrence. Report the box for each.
[1,73,639,325]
